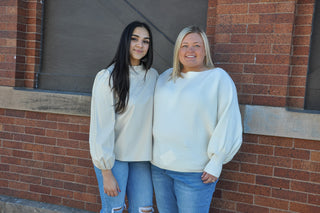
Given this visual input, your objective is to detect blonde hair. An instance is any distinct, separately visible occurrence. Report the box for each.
[171,26,214,80]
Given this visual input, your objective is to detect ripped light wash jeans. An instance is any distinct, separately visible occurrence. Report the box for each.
[94,161,154,213]
[151,165,217,213]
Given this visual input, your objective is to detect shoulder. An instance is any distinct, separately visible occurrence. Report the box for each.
[159,68,173,79]
[94,66,114,85]
[207,67,234,83]
[148,67,159,77]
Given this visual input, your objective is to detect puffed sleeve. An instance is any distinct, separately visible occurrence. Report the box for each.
[204,71,243,178]
[89,69,116,170]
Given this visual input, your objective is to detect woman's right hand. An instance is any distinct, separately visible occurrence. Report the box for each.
[101,169,120,197]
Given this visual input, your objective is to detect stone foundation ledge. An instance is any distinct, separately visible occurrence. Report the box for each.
[0,195,94,213]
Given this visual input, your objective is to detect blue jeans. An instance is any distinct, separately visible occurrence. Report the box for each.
[94,161,153,213]
[151,165,217,213]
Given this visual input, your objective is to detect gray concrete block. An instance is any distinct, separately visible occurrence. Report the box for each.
[0,195,94,213]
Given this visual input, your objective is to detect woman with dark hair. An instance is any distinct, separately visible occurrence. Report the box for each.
[89,21,158,213]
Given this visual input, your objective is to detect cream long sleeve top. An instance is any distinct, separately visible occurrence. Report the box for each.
[89,65,158,170]
[152,67,242,178]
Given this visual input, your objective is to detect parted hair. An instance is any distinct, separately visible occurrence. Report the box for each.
[108,21,153,113]
[171,26,214,80]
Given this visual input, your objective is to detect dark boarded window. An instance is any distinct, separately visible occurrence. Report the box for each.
[39,0,208,93]
[305,1,320,110]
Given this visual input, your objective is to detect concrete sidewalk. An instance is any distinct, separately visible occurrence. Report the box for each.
[0,195,94,213]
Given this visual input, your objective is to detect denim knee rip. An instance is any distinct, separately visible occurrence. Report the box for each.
[139,206,154,213]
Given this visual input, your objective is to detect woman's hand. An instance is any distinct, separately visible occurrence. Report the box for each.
[201,172,218,184]
[101,170,120,197]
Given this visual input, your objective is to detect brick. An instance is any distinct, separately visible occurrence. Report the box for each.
[289,76,307,86]
[274,168,310,181]
[255,196,289,210]
[244,64,289,75]
[64,182,86,193]
[68,132,89,141]
[30,184,50,194]
[246,44,272,53]
[291,180,320,194]
[12,150,33,159]
[217,4,248,14]
[212,198,236,211]
[241,163,273,176]
[55,156,77,165]
[215,24,247,33]
[214,44,246,53]
[221,171,255,184]
[308,194,320,205]
[73,191,97,203]
[10,164,31,174]
[297,4,315,15]
[65,165,89,176]
[242,85,269,95]
[34,136,56,145]
[77,158,92,167]
[5,109,25,118]
[214,53,254,63]
[43,162,65,172]
[44,146,66,155]
[275,147,310,159]
[239,183,271,196]
[20,175,41,184]
[290,202,320,213]
[51,188,73,199]
[237,203,269,213]
[66,148,90,159]
[46,129,68,139]
[258,155,292,168]
[42,178,64,188]
[56,139,79,148]
[311,151,320,162]
[222,191,253,204]
[214,34,230,43]
[40,195,62,206]
[231,35,256,44]
[257,34,292,44]
[259,13,294,24]
[294,139,320,151]
[256,176,290,189]
[256,54,290,65]
[8,181,29,191]
[272,188,307,202]
[249,3,276,13]
[53,172,75,182]
[233,152,257,163]
[295,15,313,25]
[75,175,97,186]
[276,2,295,13]
[25,126,45,136]
[269,86,287,96]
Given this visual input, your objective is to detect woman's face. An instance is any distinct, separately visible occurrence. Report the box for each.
[179,33,206,72]
[129,27,150,66]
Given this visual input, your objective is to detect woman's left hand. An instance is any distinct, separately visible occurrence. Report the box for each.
[201,172,218,184]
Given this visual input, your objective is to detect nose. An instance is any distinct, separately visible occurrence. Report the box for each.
[136,40,143,47]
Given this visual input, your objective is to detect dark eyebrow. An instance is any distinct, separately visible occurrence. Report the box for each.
[132,34,150,40]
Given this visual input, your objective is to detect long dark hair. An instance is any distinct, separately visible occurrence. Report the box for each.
[108,21,153,114]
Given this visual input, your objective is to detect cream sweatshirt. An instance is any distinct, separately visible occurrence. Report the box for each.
[89,65,158,170]
[152,67,242,178]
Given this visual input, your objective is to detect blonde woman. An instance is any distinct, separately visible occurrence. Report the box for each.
[151,26,242,213]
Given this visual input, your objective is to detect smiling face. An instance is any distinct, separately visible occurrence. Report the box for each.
[129,27,150,66]
[178,33,206,73]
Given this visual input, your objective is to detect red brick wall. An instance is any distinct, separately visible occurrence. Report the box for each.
[207,0,314,109]
[1,0,319,213]
[212,134,320,212]
[0,0,41,88]
[0,109,101,212]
